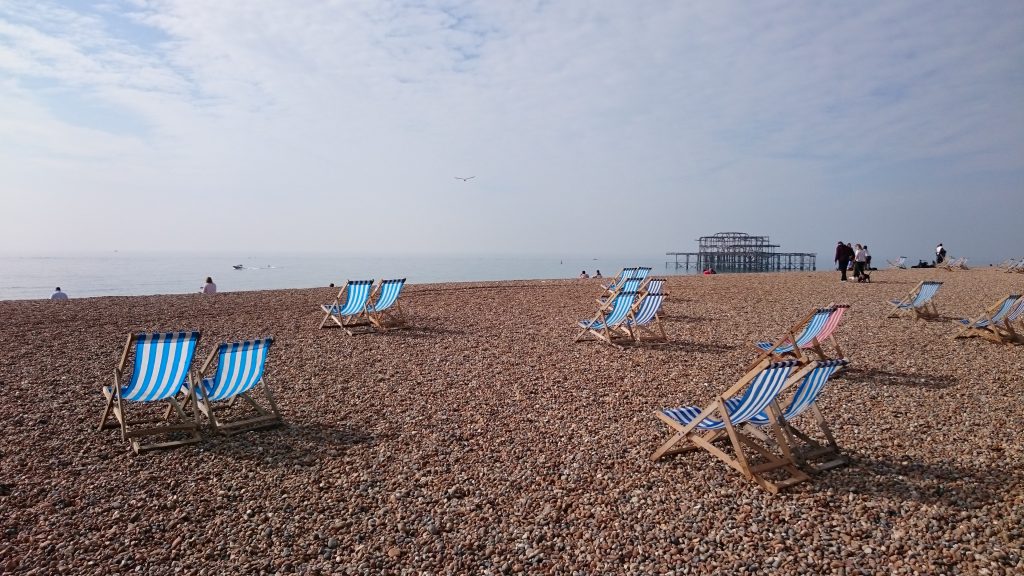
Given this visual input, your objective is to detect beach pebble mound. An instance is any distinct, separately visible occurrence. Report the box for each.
[0,269,1022,574]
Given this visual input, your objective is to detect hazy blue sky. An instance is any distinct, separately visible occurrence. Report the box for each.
[1,1,1022,262]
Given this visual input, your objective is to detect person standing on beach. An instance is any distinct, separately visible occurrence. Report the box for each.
[863,245,872,270]
[936,243,946,264]
[200,277,217,294]
[50,287,69,300]
[834,241,852,282]
[853,244,868,282]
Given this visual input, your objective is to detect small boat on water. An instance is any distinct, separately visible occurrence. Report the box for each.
[232,264,244,270]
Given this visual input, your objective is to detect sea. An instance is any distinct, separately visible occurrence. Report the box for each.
[0,253,683,301]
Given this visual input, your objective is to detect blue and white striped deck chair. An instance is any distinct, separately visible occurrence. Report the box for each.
[651,359,811,493]
[366,278,408,331]
[597,278,642,307]
[640,278,666,297]
[99,331,202,453]
[887,280,942,319]
[576,290,637,345]
[994,298,1024,343]
[633,267,652,282]
[751,307,832,365]
[189,338,281,434]
[601,267,637,293]
[740,359,850,472]
[953,294,1022,340]
[622,292,667,343]
[320,279,375,334]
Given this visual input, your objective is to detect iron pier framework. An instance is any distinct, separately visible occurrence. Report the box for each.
[666,232,816,273]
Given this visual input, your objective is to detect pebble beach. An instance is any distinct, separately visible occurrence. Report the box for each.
[1,268,1022,575]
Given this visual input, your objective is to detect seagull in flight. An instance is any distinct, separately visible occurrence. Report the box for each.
[454,176,475,182]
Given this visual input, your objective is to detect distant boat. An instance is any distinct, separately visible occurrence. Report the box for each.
[232,264,244,270]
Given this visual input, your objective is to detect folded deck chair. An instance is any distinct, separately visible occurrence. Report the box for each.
[887,256,907,269]
[742,359,850,472]
[651,359,812,494]
[319,279,375,334]
[188,338,282,434]
[953,294,1022,341]
[366,278,407,331]
[751,307,833,366]
[887,281,942,319]
[98,331,202,453]
[941,256,968,270]
[994,298,1024,343]
[621,292,668,343]
[576,290,637,345]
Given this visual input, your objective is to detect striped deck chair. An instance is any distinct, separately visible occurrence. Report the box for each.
[751,307,833,365]
[804,305,849,361]
[941,256,968,270]
[953,294,1022,341]
[995,298,1024,343]
[319,279,375,334]
[887,256,907,269]
[601,267,637,292]
[366,278,408,331]
[597,278,642,307]
[99,331,202,453]
[576,290,637,345]
[651,359,812,494]
[742,359,850,472]
[887,281,942,320]
[640,278,667,298]
[188,338,282,434]
[621,292,667,343]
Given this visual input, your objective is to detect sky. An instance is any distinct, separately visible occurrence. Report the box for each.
[1,1,1022,263]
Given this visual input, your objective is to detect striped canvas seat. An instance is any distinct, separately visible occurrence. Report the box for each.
[602,267,637,292]
[652,359,811,493]
[658,361,797,432]
[622,292,667,343]
[642,278,666,296]
[99,331,202,453]
[756,308,832,354]
[597,278,641,305]
[320,279,375,334]
[192,338,282,434]
[365,278,408,331]
[887,256,907,269]
[954,294,1023,342]
[887,281,942,320]
[736,359,849,425]
[576,291,637,345]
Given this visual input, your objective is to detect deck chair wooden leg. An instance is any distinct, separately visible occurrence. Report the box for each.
[99,385,116,431]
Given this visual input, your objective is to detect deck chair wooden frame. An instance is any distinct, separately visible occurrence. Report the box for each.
[186,338,282,435]
[742,359,850,472]
[319,279,375,335]
[620,292,667,344]
[953,294,1022,341]
[651,359,814,494]
[747,307,830,369]
[887,256,907,269]
[576,290,637,345]
[995,299,1024,343]
[98,331,202,454]
[886,281,942,320]
[366,278,408,332]
[802,305,848,362]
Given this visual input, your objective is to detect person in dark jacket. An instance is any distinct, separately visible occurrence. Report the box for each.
[834,241,853,282]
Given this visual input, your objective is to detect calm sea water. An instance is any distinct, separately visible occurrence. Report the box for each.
[0,253,685,300]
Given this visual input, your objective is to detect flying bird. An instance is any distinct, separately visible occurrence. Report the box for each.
[454,176,475,181]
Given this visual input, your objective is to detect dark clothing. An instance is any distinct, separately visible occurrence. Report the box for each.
[835,244,854,281]
[838,260,850,281]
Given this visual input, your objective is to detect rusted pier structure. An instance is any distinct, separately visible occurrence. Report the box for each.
[666,232,816,273]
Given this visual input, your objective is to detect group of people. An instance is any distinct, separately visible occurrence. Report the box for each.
[579,270,603,279]
[833,241,872,283]
[50,277,217,300]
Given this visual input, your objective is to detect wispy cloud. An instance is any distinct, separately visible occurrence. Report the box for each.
[1,0,1022,259]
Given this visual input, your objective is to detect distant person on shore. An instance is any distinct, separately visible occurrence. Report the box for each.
[863,245,872,270]
[200,277,217,294]
[702,268,716,275]
[854,244,870,282]
[834,241,852,282]
[593,270,602,278]
[936,243,946,264]
[50,287,69,301]
[579,270,589,279]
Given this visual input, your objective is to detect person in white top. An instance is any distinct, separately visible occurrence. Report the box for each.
[935,243,946,264]
[200,277,217,294]
[853,244,869,282]
[50,287,69,300]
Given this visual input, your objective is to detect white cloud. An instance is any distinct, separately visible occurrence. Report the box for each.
[0,0,1022,260]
